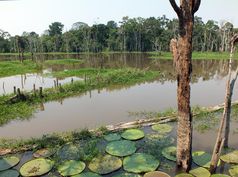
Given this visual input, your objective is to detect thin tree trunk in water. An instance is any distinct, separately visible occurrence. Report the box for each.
[169,0,201,172]
[210,34,238,173]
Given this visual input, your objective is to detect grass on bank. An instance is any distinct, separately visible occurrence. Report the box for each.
[0,68,160,126]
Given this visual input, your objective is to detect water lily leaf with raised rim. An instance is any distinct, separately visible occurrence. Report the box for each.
[20,158,54,177]
[229,165,238,177]
[57,160,86,176]
[143,171,171,177]
[0,169,19,177]
[162,146,177,162]
[72,172,102,177]
[220,151,238,164]
[104,133,121,142]
[210,174,231,177]
[151,124,172,134]
[106,140,136,157]
[0,156,20,172]
[123,153,160,173]
[189,167,211,177]
[192,151,220,168]
[33,148,55,158]
[112,172,142,177]
[175,173,193,177]
[121,129,145,140]
[88,154,122,175]
[56,143,80,161]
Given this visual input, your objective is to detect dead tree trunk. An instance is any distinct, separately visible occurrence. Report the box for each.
[210,34,238,173]
[169,0,201,172]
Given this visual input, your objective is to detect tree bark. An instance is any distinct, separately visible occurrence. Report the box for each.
[169,0,201,172]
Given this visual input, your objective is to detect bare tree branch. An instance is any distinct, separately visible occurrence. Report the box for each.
[169,0,182,17]
[193,0,201,14]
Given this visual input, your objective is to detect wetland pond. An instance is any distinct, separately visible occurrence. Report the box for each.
[0,53,238,143]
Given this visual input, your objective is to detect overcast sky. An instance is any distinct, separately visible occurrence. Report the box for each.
[0,0,238,36]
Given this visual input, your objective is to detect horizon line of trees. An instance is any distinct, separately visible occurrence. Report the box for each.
[0,15,237,54]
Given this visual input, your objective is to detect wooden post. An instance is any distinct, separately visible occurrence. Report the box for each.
[56,78,59,87]
[2,82,5,94]
[84,74,87,84]
[71,78,74,84]
[39,87,43,98]
[33,84,36,95]
[13,86,16,94]
[17,88,21,98]
[54,80,57,88]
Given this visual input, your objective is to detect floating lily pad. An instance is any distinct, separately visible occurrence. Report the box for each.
[88,155,122,175]
[162,146,177,162]
[220,151,238,164]
[112,172,142,177]
[121,129,145,140]
[56,143,80,161]
[72,172,102,177]
[229,165,238,177]
[189,167,211,177]
[20,158,54,177]
[57,160,86,176]
[210,174,231,177]
[146,133,165,141]
[192,151,220,168]
[104,133,121,142]
[123,153,160,173]
[33,148,55,158]
[0,156,20,171]
[0,169,19,177]
[151,124,172,134]
[175,173,193,177]
[106,140,136,157]
[144,171,171,177]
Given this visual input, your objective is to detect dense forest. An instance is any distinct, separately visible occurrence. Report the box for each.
[0,15,237,53]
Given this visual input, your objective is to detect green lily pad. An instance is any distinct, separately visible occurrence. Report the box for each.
[112,172,142,177]
[121,129,145,140]
[88,154,122,175]
[0,169,19,177]
[189,167,211,177]
[57,160,86,176]
[151,124,172,134]
[0,156,20,171]
[123,153,160,173]
[104,133,121,142]
[162,146,177,162]
[229,165,238,177]
[192,151,220,168]
[20,158,54,177]
[33,148,55,158]
[146,133,165,141]
[72,172,102,177]
[144,171,171,177]
[220,151,238,164]
[210,174,231,177]
[56,143,80,161]
[175,173,193,177]
[106,140,136,157]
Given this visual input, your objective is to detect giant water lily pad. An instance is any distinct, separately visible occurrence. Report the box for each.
[144,171,171,177]
[210,174,231,177]
[192,151,220,168]
[229,165,238,177]
[0,156,20,171]
[151,124,172,134]
[121,129,145,140]
[72,172,102,177]
[112,173,142,177]
[106,140,136,157]
[123,153,160,173]
[220,151,238,164]
[146,133,165,141]
[162,146,177,162]
[33,148,55,158]
[57,160,86,176]
[56,143,80,161]
[104,133,121,142]
[88,154,122,175]
[189,167,211,177]
[175,173,193,177]
[20,158,54,177]
[0,169,19,177]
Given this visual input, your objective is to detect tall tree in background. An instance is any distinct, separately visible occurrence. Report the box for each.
[169,0,201,171]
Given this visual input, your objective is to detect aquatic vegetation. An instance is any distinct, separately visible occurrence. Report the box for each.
[20,158,54,177]
[229,165,238,177]
[175,173,193,177]
[123,153,160,173]
[192,151,220,168]
[210,174,231,177]
[112,173,142,177]
[44,58,83,65]
[151,124,173,134]
[106,140,136,157]
[0,156,20,171]
[104,133,121,142]
[57,160,86,176]
[56,143,81,161]
[88,154,122,175]
[189,167,211,177]
[162,146,177,162]
[33,148,55,158]
[73,172,102,177]
[121,129,145,140]
[0,169,19,177]
[220,150,238,164]
[144,171,171,177]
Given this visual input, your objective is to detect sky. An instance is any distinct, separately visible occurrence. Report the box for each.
[0,0,238,36]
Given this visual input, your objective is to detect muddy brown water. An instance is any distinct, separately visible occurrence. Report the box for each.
[0,54,238,143]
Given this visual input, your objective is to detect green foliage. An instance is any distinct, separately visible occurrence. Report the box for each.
[121,129,145,140]
[106,140,136,157]
[0,169,19,177]
[189,167,211,177]
[57,160,86,176]
[162,146,177,162]
[0,156,20,171]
